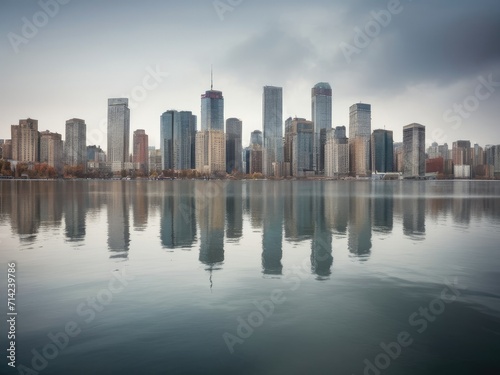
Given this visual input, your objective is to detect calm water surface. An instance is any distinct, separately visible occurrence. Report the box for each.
[1,180,500,375]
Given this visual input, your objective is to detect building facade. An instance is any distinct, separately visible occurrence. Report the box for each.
[65,118,87,167]
[403,123,426,178]
[107,98,130,172]
[262,86,283,176]
[226,118,242,173]
[133,129,149,173]
[371,129,394,173]
[160,110,196,171]
[349,103,371,177]
[284,117,314,176]
[40,130,63,170]
[325,126,349,178]
[195,130,226,175]
[11,118,39,162]
[311,82,332,174]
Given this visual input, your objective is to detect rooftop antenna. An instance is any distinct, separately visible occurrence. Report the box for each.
[211,65,213,90]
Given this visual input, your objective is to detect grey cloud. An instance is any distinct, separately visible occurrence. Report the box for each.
[218,27,319,87]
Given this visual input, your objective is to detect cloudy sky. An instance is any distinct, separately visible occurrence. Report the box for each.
[1,0,499,149]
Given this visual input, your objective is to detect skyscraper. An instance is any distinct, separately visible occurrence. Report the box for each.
[262,86,283,176]
[349,103,371,177]
[284,117,314,177]
[11,118,39,162]
[403,123,426,178]
[195,130,226,175]
[250,130,263,147]
[160,110,196,171]
[65,118,87,167]
[197,80,225,175]
[133,129,149,174]
[325,126,349,177]
[107,98,130,172]
[452,140,472,166]
[201,90,224,131]
[312,82,332,174]
[40,130,63,170]
[371,129,394,173]
[226,118,242,173]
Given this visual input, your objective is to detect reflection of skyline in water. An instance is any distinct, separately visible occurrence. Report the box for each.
[2,180,500,274]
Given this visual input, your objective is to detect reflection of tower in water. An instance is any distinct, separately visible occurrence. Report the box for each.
[64,181,87,242]
[160,182,196,249]
[284,182,314,241]
[107,182,130,259]
[197,181,225,289]
[10,181,40,241]
[226,181,243,242]
[347,182,372,259]
[372,182,394,233]
[132,181,148,231]
[401,182,426,240]
[310,182,333,278]
[262,182,283,275]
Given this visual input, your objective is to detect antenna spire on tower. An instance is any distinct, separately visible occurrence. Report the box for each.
[211,65,213,90]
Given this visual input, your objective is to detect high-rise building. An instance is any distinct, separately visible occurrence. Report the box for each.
[250,144,263,174]
[195,130,226,175]
[226,118,242,173]
[198,82,225,175]
[371,129,394,173]
[0,139,4,159]
[107,98,130,172]
[452,140,472,166]
[262,86,283,176]
[393,142,403,173]
[65,118,87,167]
[472,144,484,167]
[40,130,63,170]
[438,143,450,160]
[201,90,224,131]
[312,82,332,174]
[160,110,196,171]
[284,117,314,177]
[403,123,426,178]
[2,140,12,160]
[133,129,149,173]
[349,103,371,177]
[325,126,349,177]
[250,130,263,147]
[87,145,106,162]
[11,118,39,162]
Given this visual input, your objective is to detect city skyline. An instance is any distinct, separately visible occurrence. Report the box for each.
[1,1,499,148]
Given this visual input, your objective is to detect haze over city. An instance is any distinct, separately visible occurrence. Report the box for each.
[1,0,499,148]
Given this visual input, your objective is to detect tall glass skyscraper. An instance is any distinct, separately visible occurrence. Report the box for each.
[107,98,130,171]
[262,86,283,176]
[160,110,197,171]
[371,129,394,173]
[201,90,224,131]
[65,118,87,167]
[403,123,426,178]
[226,118,242,173]
[349,103,371,177]
[312,82,332,174]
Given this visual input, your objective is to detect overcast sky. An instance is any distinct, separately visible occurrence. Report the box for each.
[1,0,499,150]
